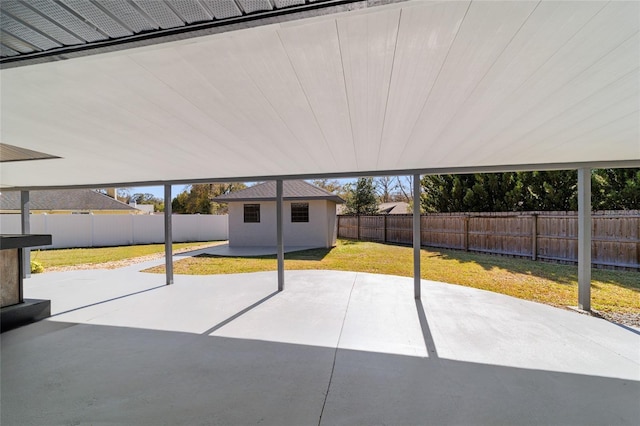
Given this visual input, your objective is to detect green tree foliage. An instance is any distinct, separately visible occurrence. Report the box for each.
[592,168,640,210]
[421,169,639,212]
[343,178,379,215]
[209,183,247,214]
[172,183,247,214]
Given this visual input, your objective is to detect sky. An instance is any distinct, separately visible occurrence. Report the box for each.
[126,185,184,200]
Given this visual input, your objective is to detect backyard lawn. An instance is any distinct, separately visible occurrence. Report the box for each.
[145,239,640,316]
[33,241,224,269]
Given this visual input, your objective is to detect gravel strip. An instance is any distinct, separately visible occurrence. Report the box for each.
[44,242,225,273]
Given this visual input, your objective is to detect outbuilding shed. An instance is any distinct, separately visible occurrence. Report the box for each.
[215,181,343,249]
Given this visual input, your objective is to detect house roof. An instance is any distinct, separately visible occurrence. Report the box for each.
[0,189,138,212]
[214,181,344,203]
[378,202,409,214]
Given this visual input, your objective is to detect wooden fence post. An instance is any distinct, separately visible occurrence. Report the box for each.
[464,216,469,251]
[384,215,388,243]
[532,214,538,260]
[357,215,360,240]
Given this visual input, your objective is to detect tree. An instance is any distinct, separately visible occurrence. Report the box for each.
[209,183,247,214]
[421,174,476,212]
[172,183,247,214]
[515,170,578,211]
[310,179,344,196]
[343,178,379,215]
[375,177,397,203]
[96,188,131,202]
[421,172,572,212]
[394,176,414,203]
[592,168,640,210]
[420,169,640,213]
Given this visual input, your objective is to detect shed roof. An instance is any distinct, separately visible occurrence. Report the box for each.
[214,181,344,203]
[0,189,138,212]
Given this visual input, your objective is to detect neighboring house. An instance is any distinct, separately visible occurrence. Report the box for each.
[378,202,410,214]
[337,201,410,215]
[214,181,344,248]
[0,189,140,214]
[129,202,155,214]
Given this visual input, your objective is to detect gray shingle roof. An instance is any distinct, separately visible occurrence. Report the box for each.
[0,189,138,211]
[214,181,344,203]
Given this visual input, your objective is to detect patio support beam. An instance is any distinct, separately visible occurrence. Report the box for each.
[276,179,284,291]
[413,174,421,299]
[164,184,173,285]
[20,191,31,279]
[577,168,591,311]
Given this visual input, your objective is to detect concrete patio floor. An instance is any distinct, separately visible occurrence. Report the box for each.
[2,261,639,425]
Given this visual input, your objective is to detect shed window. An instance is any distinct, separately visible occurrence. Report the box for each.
[244,204,260,223]
[291,202,309,223]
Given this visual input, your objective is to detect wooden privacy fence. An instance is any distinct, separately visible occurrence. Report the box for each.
[337,211,640,270]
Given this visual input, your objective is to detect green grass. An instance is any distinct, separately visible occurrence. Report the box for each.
[144,239,640,315]
[33,242,221,268]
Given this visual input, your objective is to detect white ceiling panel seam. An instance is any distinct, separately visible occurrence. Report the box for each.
[542,114,640,160]
[81,58,256,168]
[334,19,359,170]
[476,99,640,166]
[427,3,640,166]
[460,34,640,162]
[373,8,402,171]
[420,1,609,164]
[405,1,543,167]
[503,75,639,156]
[419,0,545,161]
[499,1,610,101]
[274,28,342,169]
[337,6,401,170]
[171,45,314,169]
[390,0,471,169]
[374,1,471,169]
[124,52,288,171]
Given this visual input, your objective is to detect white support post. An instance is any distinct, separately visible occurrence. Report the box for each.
[164,185,174,285]
[276,180,284,291]
[20,191,31,279]
[413,174,421,299]
[577,168,591,311]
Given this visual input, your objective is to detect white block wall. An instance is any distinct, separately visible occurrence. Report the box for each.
[0,214,228,249]
[227,200,337,248]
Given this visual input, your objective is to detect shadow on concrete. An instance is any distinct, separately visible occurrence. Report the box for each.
[415,299,438,359]
[613,322,640,336]
[2,321,638,425]
[50,285,167,317]
[202,290,280,335]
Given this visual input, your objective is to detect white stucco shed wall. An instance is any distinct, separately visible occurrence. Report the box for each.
[228,200,337,248]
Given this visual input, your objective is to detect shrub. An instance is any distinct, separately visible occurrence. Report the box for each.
[30,260,44,274]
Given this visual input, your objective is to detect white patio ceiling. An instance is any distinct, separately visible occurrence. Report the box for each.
[1,0,639,189]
